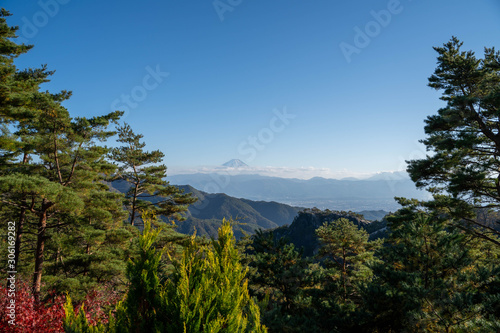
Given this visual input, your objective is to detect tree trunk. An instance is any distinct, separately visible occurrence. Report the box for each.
[32,200,48,305]
[342,249,347,302]
[14,154,29,272]
[130,182,139,226]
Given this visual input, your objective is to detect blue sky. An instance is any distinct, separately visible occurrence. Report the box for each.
[5,0,500,178]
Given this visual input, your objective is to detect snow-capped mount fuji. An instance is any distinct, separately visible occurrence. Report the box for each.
[222,159,248,168]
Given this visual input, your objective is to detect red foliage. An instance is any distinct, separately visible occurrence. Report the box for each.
[0,280,65,332]
[78,287,122,326]
[0,280,122,332]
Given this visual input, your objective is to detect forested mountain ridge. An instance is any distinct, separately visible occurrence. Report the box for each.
[108,180,302,238]
[264,208,384,256]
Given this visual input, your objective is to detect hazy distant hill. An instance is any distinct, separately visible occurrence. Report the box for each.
[357,210,390,221]
[167,172,429,211]
[108,180,301,239]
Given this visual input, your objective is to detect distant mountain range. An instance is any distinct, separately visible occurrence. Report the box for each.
[167,171,429,212]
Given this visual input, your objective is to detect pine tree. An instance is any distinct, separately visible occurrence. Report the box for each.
[0,93,125,302]
[0,8,131,303]
[245,230,316,332]
[310,218,381,332]
[406,37,500,245]
[110,123,196,226]
[365,203,500,332]
[0,8,56,274]
[316,218,380,304]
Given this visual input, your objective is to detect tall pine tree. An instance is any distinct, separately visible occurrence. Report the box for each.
[0,20,128,302]
[0,101,125,303]
[0,8,57,275]
[407,37,500,245]
[111,123,196,226]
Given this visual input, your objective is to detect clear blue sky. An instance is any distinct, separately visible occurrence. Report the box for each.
[5,0,500,178]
